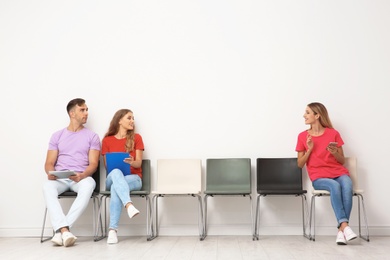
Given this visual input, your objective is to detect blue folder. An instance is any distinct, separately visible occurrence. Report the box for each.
[106,152,131,176]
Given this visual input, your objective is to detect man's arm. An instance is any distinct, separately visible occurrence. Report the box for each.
[85,149,100,177]
[45,150,59,180]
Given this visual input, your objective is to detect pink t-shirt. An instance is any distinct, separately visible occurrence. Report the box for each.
[295,128,349,181]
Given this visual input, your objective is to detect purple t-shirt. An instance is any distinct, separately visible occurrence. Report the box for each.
[48,127,101,172]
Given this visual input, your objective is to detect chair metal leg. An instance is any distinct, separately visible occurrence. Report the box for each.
[253,195,261,241]
[247,194,255,241]
[96,195,154,242]
[301,194,310,240]
[147,194,159,241]
[40,208,54,243]
[310,193,369,242]
[94,195,106,242]
[356,194,370,242]
[202,194,252,241]
[148,194,204,241]
[254,194,309,241]
[200,195,209,241]
[195,194,205,241]
[143,195,155,241]
[309,195,317,241]
[92,196,103,241]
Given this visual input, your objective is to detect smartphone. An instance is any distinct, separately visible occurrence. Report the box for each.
[328,142,338,147]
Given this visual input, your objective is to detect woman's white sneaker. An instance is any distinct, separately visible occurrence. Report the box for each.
[343,226,357,241]
[127,204,140,219]
[107,230,118,244]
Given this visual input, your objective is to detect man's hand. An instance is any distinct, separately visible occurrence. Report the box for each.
[47,174,58,180]
[69,173,83,182]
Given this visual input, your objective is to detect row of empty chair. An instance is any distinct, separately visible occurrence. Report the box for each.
[40,157,369,243]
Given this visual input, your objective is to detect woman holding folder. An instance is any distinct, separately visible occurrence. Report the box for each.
[101,109,144,244]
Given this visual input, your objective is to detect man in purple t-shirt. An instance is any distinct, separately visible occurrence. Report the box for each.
[43,98,101,247]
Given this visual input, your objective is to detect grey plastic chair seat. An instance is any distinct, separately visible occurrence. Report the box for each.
[204,190,250,195]
[94,159,153,241]
[202,158,253,241]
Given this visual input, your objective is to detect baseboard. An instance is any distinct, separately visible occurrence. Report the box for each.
[1,225,389,237]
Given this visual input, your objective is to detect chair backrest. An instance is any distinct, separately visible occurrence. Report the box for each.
[257,158,304,194]
[344,157,358,190]
[205,158,251,194]
[156,159,202,194]
[92,162,100,193]
[139,159,151,194]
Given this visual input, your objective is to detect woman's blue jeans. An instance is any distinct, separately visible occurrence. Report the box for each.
[312,174,353,228]
[105,169,142,230]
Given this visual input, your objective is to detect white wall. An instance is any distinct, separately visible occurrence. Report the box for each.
[1,0,389,237]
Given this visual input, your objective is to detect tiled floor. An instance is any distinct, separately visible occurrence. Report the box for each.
[0,235,389,260]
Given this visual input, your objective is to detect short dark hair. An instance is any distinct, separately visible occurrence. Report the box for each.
[66,98,85,114]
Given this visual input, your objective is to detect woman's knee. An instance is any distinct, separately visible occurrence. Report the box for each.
[125,175,142,191]
[341,174,353,185]
[337,175,353,192]
[108,169,124,180]
[314,179,342,195]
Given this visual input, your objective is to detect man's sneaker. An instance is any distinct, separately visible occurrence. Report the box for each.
[51,232,63,246]
[127,204,140,219]
[107,230,118,244]
[62,231,77,247]
[336,231,347,245]
[343,226,358,241]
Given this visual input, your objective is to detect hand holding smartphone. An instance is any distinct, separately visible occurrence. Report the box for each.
[123,156,133,165]
[327,142,338,152]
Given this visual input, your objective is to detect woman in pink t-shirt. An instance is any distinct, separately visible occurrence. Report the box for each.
[295,102,357,245]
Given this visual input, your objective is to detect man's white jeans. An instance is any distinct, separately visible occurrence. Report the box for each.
[43,177,96,232]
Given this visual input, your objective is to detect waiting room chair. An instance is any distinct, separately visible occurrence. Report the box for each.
[40,164,102,242]
[254,158,310,241]
[309,157,370,241]
[202,158,253,240]
[94,159,153,241]
[149,159,204,241]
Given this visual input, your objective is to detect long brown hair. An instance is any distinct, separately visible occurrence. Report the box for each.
[104,109,135,152]
[307,102,333,129]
